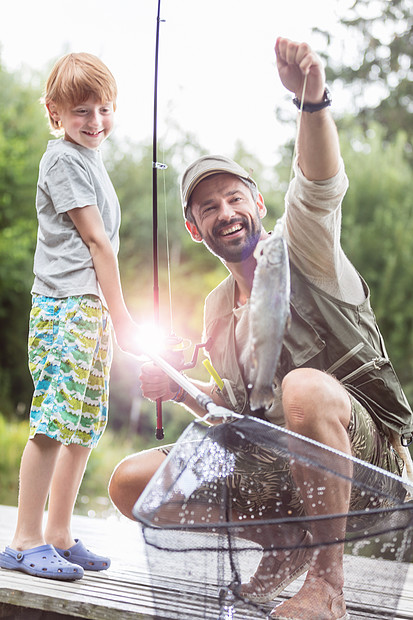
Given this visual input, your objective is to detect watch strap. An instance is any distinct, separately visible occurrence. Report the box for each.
[293,87,332,113]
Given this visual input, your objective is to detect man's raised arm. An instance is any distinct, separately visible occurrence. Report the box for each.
[275,37,340,181]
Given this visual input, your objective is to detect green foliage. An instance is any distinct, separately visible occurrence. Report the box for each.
[340,122,413,401]
[316,0,413,145]
[0,59,50,415]
[0,413,26,506]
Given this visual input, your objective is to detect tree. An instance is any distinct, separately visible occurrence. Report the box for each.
[0,59,50,416]
[339,121,413,402]
[316,0,412,144]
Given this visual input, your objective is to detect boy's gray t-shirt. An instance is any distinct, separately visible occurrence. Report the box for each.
[32,139,120,300]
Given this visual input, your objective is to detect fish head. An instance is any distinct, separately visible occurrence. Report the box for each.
[253,238,266,260]
[254,234,286,266]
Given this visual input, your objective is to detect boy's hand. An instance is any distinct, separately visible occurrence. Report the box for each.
[113,316,143,357]
[275,37,326,104]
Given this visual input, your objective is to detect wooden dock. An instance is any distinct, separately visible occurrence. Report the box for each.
[1,505,412,619]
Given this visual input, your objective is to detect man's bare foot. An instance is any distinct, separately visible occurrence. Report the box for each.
[269,575,348,620]
[240,530,312,603]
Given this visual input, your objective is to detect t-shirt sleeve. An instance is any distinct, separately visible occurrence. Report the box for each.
[45,154,97,214]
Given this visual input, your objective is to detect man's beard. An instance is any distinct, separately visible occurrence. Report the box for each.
[201,213,262,263]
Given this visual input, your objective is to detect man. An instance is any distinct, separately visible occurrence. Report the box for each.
[109,37,413,619]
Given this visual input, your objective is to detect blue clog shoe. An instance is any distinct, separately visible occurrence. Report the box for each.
[0,544,84,580]
[55,539,111,571]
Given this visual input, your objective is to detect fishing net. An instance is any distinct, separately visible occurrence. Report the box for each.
[133,415,413,619]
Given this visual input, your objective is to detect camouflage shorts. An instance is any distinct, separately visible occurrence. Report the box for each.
[157,393,405,522]
[347,393,403,476]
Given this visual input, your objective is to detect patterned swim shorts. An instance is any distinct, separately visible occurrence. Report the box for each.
[28,294,112,448]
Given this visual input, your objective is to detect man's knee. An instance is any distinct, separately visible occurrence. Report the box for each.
[108,450,166,520]
[281,368,350,428]
[108,457,138,519]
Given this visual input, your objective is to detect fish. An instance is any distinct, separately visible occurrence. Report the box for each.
[248,222,290,411]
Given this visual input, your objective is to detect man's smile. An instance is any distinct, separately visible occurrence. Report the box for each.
[221,223,244,237]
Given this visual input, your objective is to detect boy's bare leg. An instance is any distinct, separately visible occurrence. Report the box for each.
[11,435,61,550]
[44,443,91,549]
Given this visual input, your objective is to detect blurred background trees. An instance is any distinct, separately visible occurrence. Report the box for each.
[0,62,49,414]
[319,0,412,145]
[0,0,412,497]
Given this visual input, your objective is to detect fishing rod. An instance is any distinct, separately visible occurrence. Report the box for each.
[152,0,165,439]
[150,0,211,439]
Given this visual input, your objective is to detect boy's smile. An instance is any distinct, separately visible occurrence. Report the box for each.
[48,97,114,150]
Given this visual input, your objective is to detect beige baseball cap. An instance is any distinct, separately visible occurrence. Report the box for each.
[180,154,257,218]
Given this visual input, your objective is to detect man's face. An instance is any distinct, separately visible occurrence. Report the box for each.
[186,173,266,263]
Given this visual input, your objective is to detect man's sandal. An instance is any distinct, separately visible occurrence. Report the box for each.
[55,539,111,571]
[0,544,84,580]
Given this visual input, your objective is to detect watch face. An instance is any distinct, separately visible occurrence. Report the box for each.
[323,87,332,103]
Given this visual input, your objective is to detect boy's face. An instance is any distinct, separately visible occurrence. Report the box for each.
[48,97,115,150]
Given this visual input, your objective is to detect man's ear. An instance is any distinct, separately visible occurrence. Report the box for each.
[185,220,203,242]
[257,192,267,219]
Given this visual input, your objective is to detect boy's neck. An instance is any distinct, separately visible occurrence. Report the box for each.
[63,135,99,151]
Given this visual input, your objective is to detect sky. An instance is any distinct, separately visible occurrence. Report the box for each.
[0,0,354,169]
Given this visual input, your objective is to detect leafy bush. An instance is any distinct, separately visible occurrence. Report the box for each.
[0,414,27,506]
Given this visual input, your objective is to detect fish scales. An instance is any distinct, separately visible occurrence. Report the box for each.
[249,229,290,411]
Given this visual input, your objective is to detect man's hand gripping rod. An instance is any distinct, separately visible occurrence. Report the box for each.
[136,345,238,425]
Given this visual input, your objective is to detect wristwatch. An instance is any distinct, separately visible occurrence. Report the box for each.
[292,87,332,113]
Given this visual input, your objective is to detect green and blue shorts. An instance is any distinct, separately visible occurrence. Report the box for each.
[28,294,112,448]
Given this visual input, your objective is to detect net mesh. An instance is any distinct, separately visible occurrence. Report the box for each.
[133,416,413,619]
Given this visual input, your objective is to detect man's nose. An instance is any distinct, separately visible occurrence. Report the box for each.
[217,201,236,220]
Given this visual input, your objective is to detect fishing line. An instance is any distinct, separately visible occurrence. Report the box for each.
[161,142,174,335]
[288,71,308,184]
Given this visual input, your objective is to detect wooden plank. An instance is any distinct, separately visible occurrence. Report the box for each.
[1,505,412,619]
[0,571,154,619]
[0,506,155,619]
[397,564,413,618]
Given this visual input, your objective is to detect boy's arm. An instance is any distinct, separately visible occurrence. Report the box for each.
[68,204,140,354]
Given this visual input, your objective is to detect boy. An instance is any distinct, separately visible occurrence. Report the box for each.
[0,52,139,579]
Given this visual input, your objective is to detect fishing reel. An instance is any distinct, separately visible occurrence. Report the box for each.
[161,333,211,372]
[154,333,211,440]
